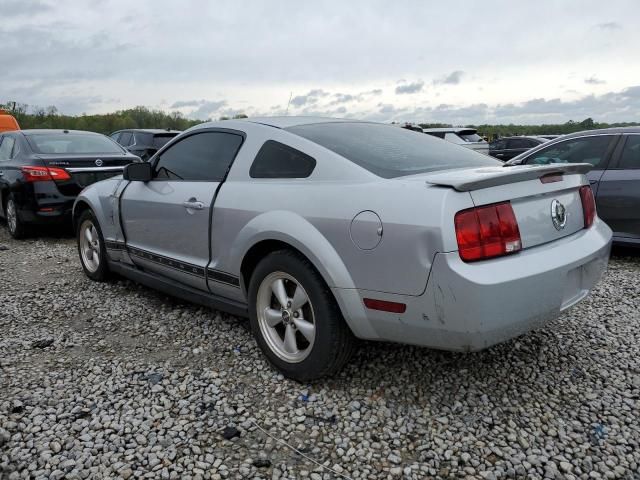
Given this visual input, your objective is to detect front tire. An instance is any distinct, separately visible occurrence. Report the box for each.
[76,210,110,281]
[248,250,355,381]
[5,194,28,239]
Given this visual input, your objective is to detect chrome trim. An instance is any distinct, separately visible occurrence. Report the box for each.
[66,166,125,173]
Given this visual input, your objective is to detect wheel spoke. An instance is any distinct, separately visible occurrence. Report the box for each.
[293,317,315,343]
[91,226,98,244]
[291,285,308,311]
[264,308,283,327]
[283,324,298,354]
[271,279,289,309]
[84,227,93,244]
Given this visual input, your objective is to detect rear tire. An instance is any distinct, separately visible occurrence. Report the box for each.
[248,250,355,381]
[5,194,28,239]
[76,210,110,281]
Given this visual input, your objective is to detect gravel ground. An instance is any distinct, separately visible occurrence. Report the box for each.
[0,226,639,480]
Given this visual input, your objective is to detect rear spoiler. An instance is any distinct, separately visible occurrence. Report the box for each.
[424,163,592,192]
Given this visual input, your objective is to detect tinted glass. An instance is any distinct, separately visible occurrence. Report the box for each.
[525,135,612,167]
[0,137,14,161]
[250,140,316,178]
[154,131,243,181]
[490,139,506,150]
[287,123,499,178]
[153,134,177,149]
[119,132,133,146]
[508,138,529,149]
[459,132,483,142]
[425,132,445,139]
[619,136,640,169]
[27,133,124,154]
[134,132,152,146]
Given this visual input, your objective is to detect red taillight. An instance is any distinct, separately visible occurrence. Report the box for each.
[579,185,596,229]
[363,298,407,313]
[21,166,71,183]
[454,201,522,262]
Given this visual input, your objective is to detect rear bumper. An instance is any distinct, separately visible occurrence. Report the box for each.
[334,218,612,350]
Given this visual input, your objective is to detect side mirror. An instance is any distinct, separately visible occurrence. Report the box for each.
[123,162,152,182]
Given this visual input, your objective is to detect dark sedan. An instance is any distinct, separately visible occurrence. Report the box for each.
[0,129,140,238]
[489,136,546,161]
[110,129,181,161]
[506,127,640,246]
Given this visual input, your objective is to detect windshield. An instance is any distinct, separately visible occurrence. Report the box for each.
[287,122,499,178]
[27,133,124,154]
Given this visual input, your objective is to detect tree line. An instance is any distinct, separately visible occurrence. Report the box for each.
[2,102,637,137]
[0,102,248,135]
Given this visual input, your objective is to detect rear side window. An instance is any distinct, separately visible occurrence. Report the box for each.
[508,138,530,149]
[154,131,243,181]
[133,132,152,146]
[525,135,613,167]
[618,136,640,169]
[425,132,445,139]
[458,131,483,143]
[287,122,498,178]
[250,140,316,178]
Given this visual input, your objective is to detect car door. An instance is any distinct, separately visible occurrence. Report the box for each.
[0,134,19,217]
[489,139,507,159]
[596,134,640,241]
[521,134,619,195]
[120,129,244,290]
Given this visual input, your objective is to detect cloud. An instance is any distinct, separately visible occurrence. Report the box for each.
[188,100,227,120]
[290,89,329,107]
[434,70,465,85]
[584,76,605,85]
[170,99,206,108]
[0,0,52,17]
[395,81,424,95]
[595,22,622,30]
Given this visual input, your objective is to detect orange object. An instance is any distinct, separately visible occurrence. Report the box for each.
[0,109,20,132]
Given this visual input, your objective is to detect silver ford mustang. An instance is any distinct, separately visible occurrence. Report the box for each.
[73,117,612,380]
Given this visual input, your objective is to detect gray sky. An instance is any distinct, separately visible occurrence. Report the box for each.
[1,0,638,124]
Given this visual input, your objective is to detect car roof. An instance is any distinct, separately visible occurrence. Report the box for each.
[114,129,182,134]
[557,126,640,138]
[422,127,477,133]
[19,129,105,136]
[243,116,365,129]
[497,136,544,141]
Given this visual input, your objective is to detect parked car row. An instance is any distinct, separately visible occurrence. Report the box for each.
[2,117,635,380]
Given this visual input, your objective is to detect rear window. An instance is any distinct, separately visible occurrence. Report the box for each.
[287,122,498,178]
[153,134,177,149]
[27,133,124,154]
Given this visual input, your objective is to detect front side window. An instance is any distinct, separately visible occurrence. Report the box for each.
[618,136,640,169]
[26,133,124,154]
[524,135,613,167]
[287,122,498,179]
[445,132,463,143]
[152,134,177,149]
[154,131,243,181]
[119,132,133,147]
[250,140,316,178]
[0,136,14,161]
[458,131,483,143]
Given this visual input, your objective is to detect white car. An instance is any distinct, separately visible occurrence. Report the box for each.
[423,127,489,155]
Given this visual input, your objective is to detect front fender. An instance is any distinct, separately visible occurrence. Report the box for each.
[73,178,127,245]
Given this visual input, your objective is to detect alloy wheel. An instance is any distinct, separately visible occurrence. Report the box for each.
[6,200,17,234]
[256,271,316,363]
[79,219,101,273]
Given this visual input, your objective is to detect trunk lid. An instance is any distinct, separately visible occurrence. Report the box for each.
[423,163,592,250]
[38,153,136,196]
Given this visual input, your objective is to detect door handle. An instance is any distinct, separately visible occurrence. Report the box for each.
[589,180,598,185]
[182,199,204,210]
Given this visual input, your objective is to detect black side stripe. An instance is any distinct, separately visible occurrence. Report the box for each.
[207,269,241,287]
[107,242,240,287]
